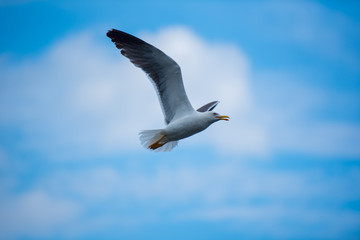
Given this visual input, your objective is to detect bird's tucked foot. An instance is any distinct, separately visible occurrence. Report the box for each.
[149,135,167,150]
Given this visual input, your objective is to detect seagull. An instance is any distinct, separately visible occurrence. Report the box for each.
[107,29,229,152]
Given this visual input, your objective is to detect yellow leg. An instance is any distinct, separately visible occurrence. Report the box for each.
[149,135,167,150]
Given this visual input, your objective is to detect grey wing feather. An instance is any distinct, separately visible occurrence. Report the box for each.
[107,29,194,124]
[197,101,219,112]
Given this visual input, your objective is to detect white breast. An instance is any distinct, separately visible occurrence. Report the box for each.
[164,112,213,141]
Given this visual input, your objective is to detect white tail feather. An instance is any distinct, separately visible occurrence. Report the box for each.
[139,129,178,152]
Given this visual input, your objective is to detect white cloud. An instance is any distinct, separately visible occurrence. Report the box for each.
[39,162,360,209]
[0,26,266,158]
[0,25,359,158]
[253,70,360,158]
[0,190,80,239]
[184,206,360,239]
[1,162,355,238]
[272,123,360,157]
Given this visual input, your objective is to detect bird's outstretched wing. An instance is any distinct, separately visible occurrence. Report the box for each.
[107,29,194,124]
[197,101,219,112]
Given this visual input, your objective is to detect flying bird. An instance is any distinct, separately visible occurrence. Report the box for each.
[107,29,229,151]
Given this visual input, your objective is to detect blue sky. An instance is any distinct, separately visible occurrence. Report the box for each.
[0,0,360,239]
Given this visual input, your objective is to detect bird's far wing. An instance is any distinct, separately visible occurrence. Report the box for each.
[197,101,219,112]
[107,29,194,124]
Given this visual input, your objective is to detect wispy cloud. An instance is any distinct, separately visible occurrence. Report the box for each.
[0,25,359,239]
[1,160,359,238]
[0,26,265,159]
[0,26,359,159]
[1,1,359,239]
[0,190,80,239]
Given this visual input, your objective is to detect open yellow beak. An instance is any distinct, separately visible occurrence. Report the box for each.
[216,115,230,121]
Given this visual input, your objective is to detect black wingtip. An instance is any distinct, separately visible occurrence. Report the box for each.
[106,29,147,46]
[106,28,117,39]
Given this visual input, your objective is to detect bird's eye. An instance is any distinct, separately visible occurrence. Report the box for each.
[213,113,216,116]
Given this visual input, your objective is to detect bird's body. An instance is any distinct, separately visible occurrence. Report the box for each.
[107,29,229,151]
[165,111,217,141]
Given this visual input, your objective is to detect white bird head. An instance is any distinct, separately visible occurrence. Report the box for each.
[204,111,230,123]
